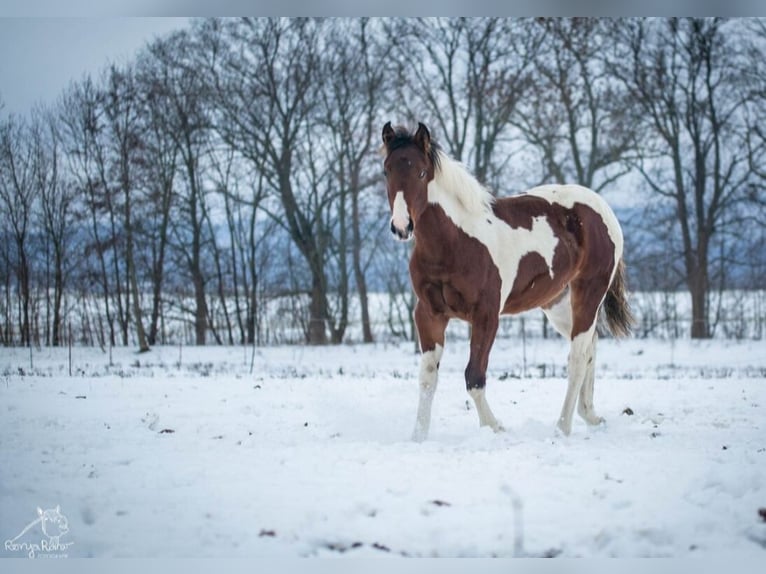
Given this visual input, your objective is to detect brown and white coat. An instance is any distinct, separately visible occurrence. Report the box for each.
[382,122,633,441]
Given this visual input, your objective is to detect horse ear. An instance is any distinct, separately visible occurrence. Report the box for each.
[414,122,431,155]
[382,122,395,146]
[37,507,43,517]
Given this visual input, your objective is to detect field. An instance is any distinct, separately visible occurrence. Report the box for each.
[1,337,765,558]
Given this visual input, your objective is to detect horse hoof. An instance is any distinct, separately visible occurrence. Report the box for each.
[556,420,572,436]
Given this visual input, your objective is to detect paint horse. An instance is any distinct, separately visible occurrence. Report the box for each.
[382,122,633,441]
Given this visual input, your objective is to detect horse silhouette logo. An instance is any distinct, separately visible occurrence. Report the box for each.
[4,505,74,558]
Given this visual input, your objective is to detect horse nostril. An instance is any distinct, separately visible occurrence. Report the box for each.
[390,217,414,241]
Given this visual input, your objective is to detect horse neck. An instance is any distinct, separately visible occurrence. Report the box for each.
[413,203,460,259]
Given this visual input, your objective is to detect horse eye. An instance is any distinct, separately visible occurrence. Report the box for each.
[418,169,427,179]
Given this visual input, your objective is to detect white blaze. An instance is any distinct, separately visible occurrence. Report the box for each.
[391,191,410,232]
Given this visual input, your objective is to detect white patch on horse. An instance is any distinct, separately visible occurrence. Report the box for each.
[428,153,559,311]
[412,343,443,442]
[525,184,624,264]
[468,387,504,432]
[543,290,573,339]
[391,191,410,232]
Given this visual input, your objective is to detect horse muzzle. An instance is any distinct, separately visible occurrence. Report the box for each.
[390,217,414,241]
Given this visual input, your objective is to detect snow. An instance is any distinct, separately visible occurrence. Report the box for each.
[1,337,765,558]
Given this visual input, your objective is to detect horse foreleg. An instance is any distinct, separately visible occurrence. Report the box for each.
[466,312,504,433]
[412,302,448,442]
[412,343,444,442]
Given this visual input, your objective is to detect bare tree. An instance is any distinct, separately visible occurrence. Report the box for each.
[612,18,755,338]
[32,107,77,347]
[745,19,766,223]
[211,18,336,345]
[59,77,121,347]
[135,49,180,346]
[514,18,639,191]
[103,64,150,352]
[387,17,544,190]
[146,30,215,345]
[0,115,38,346]
[317,18,389,343]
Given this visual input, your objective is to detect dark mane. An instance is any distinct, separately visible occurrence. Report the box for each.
[383,125,443,172]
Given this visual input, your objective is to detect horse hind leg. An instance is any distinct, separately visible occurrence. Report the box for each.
[577,331,605,427]
[544,290,602,426]
[557,279,608,436]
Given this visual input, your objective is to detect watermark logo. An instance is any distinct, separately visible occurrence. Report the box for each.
[4,505,74,558]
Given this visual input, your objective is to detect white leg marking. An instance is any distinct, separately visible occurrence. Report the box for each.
[468,387,505,433]
[577,332,604,426]
[557,328,596,436]
[412,344,443,442]
[391,191,409,232]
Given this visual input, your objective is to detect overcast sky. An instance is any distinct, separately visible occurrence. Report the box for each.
[0,18,190,116]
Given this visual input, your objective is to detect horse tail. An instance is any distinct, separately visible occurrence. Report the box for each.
[602,258,634,338]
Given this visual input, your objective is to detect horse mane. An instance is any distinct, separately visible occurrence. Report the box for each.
[431,150,495,216]
[381,124,495,216]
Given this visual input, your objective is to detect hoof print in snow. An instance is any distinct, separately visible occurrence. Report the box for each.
[622,407,634,416]
[159,428,175,434]
[142,412,160,430]
[76,395,87,399]
[372,542,391,552]
[259,529,276,537]
[758,508,766,522]
[430,499,451,507]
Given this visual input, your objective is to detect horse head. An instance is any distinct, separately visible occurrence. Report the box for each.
[381,122,440,241]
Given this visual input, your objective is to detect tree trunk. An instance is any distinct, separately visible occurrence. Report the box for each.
[52,257,63,347]
[689,266,710,339]
[351,182,373,343]
[308,272,328,345]
[193,270,208,345]
[147,185,171,346]
[18,247,31,347]
[129,258,149,352]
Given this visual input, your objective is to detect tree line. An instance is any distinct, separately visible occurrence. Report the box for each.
[1,17,765,348]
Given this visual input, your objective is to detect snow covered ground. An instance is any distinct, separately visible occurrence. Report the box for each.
[1,337,765,558]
